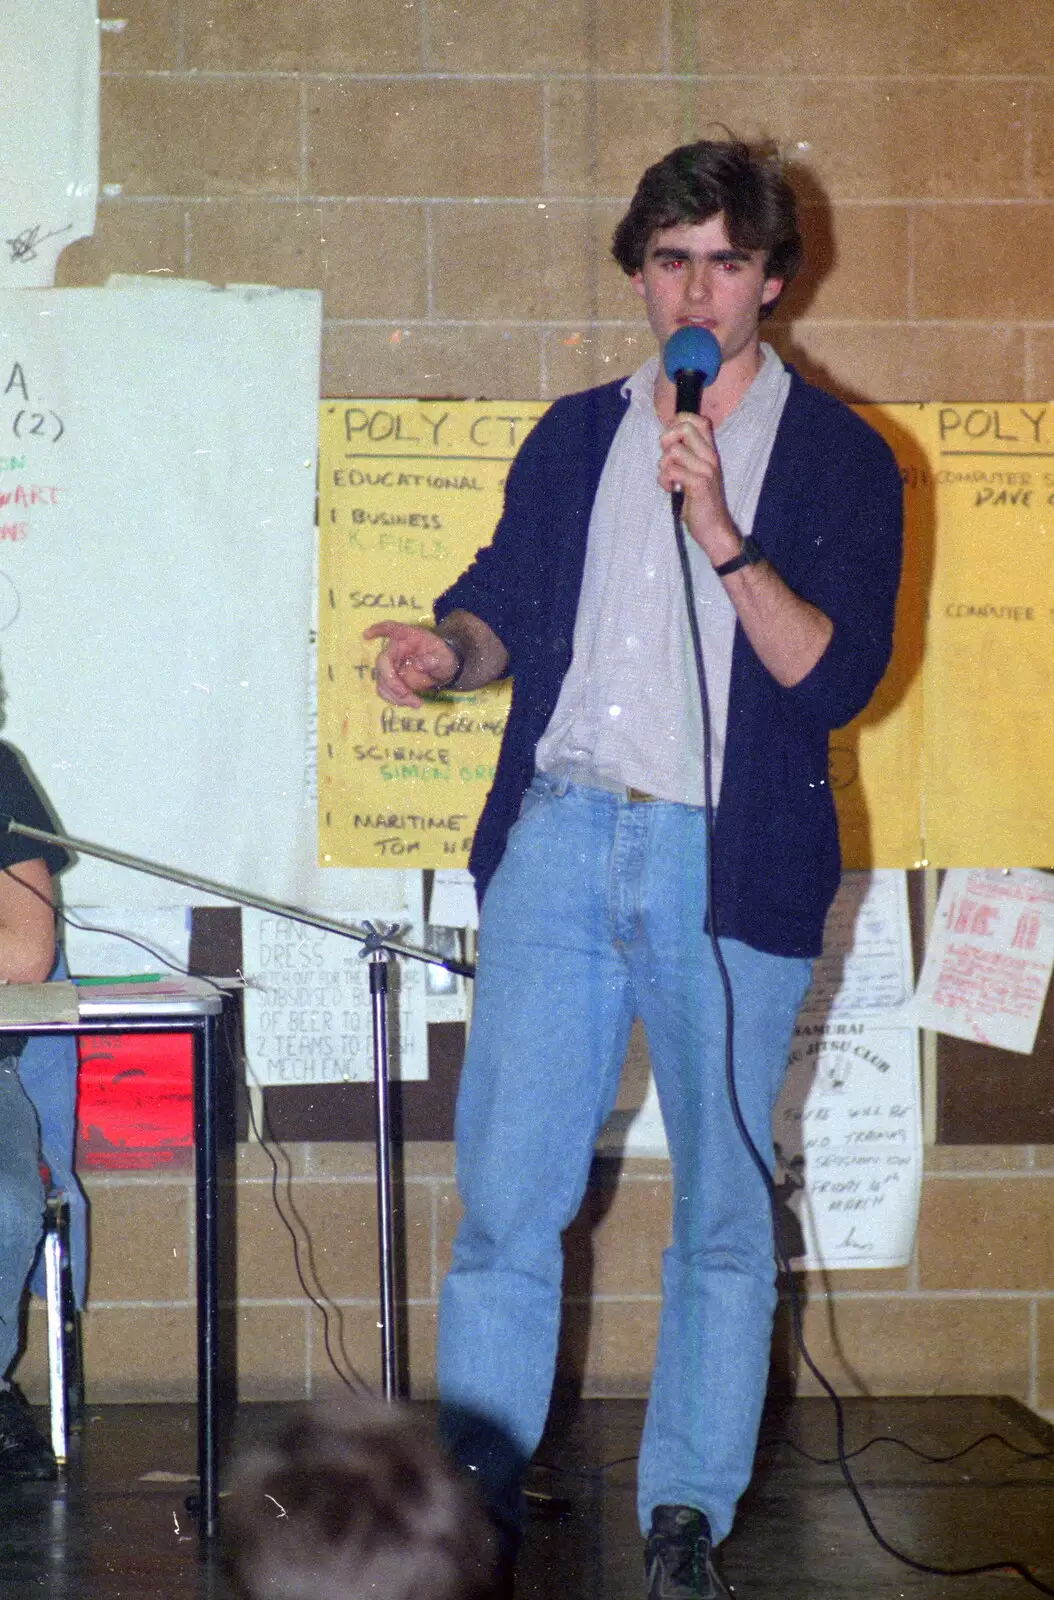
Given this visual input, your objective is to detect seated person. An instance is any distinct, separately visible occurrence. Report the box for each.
[0,742,74,1478]
[223,1396,499,1600]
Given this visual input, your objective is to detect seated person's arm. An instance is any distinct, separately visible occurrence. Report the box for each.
[0,859,56,984]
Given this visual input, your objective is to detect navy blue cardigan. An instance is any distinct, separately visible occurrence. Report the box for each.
[435,367,903,958]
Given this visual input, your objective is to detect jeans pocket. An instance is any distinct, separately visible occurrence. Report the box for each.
[510,774,552,832]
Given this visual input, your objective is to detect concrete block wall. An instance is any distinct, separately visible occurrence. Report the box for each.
[19,0,1053,1410]
[20,1140,1054,1420]
[63,0,1054,404]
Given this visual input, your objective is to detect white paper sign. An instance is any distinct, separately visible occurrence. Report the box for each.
[914,868,1054,1054]
[774,1023,922,1269]
[428,869,479,930]
[242,902,427,1087]
[0,285,320,908]
[798,870,914,1022]
[0,0,99,287]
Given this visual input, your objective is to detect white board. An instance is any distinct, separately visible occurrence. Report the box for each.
[0,284,322,907]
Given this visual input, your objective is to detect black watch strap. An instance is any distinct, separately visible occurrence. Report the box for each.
[438,633,468,689]
[713,536,764,577]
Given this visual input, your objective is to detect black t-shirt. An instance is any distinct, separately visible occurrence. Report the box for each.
[0,743,67,879]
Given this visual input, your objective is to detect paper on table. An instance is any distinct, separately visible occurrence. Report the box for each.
[0,981,78,1024]
[63,907,192,977]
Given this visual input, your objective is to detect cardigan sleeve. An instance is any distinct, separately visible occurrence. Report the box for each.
[761,387,904,733]
[434,381,631,682]
[434,400,563,672]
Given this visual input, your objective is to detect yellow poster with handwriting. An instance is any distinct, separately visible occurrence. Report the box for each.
[921,402,1054,866]
[835,405,929,869]
[319,395,1054,874]
[317,399,545,869]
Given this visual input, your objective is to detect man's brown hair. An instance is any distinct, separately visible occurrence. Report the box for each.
[612,138,802,315]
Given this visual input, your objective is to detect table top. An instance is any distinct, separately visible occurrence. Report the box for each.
[77,975,228,1019]
[0,975,229,1029]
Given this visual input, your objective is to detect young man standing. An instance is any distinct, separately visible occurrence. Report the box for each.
[365,140,903,1598]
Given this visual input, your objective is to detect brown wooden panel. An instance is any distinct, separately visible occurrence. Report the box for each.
[187,883,1054,1148]
[938,1005,1054,1144]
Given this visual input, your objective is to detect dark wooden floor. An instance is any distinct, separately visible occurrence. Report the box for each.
[1,1396,1052,1598]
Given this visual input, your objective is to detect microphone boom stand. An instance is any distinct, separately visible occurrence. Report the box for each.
[6,817,474,1405]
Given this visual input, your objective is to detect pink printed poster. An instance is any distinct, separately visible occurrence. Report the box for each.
[914,868,1054,1055]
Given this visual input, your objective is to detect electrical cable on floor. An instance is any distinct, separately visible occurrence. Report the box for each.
[538,1429,1054,1480]
[765,1430,1054,1468]
[664,513,1054,1597]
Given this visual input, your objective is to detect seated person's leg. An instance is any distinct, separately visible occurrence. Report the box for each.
[0,1058,55,1479]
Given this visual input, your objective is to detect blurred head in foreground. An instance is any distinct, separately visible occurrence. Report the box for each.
[223,1397,499,1600]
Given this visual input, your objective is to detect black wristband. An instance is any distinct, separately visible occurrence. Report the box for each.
[438,634,467,689]
[713,535,764,577]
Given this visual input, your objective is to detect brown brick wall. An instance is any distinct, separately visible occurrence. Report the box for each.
[20,1143,1054,1417]
[61,0,1054,408]
[24,0,1053,1412]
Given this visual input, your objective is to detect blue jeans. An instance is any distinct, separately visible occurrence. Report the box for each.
[437,774,811,1544]
[0,1059,46,1382]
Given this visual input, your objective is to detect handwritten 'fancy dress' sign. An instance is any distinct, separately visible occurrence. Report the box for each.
[317,400,544,869]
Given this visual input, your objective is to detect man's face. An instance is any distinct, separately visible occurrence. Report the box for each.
[631,213,783,370]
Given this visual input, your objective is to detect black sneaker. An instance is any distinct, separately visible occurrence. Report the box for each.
[644,1505,732,1599]
[0,1388,57,1480]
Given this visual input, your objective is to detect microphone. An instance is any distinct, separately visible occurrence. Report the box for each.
[663,325,722,414]
[663,327,722,522]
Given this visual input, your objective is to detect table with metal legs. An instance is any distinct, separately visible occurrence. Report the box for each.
[10,977,232,1540]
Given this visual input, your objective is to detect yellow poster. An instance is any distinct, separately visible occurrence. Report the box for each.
[835,405,930,869]
[319,395,1054,874]
[317,399,545,869]
[921,403,1054,866]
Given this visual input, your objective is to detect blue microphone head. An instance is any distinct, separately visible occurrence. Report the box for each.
[662,325,722,386]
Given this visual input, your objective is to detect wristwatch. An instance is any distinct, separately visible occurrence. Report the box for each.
[713,536,764,577]
[438,633,468,689]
